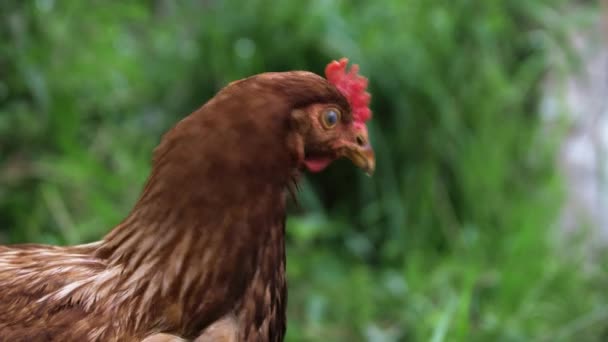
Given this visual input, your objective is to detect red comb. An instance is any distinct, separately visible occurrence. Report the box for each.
[325,58,371,125]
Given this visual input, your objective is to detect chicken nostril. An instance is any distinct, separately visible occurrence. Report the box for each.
[356,135,366,147]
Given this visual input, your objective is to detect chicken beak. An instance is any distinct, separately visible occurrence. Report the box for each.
[344,144,375,176]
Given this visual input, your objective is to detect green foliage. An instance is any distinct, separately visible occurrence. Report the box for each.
[1,0,605,340]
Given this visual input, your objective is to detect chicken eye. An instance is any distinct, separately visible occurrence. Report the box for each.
[321,108,341,129]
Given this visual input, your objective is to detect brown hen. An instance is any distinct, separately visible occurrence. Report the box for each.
[0,59,374,341]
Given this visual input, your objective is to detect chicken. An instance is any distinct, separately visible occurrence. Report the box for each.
[0,58,374,341]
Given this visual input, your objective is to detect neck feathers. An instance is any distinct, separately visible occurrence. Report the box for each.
[95,178,287,338]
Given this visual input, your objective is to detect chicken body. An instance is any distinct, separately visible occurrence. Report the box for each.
[0,65,373,341]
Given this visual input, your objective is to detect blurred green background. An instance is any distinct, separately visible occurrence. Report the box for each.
[1,0,606,341]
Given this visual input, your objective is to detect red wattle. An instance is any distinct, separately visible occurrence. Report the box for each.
[304,158,333,173]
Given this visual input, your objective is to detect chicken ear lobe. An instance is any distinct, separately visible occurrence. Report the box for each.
[288,109,311,133]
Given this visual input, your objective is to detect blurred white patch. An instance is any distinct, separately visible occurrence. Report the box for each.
[543,7,608,240]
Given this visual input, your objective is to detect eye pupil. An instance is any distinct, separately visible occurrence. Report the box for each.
[326,110,338,125]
